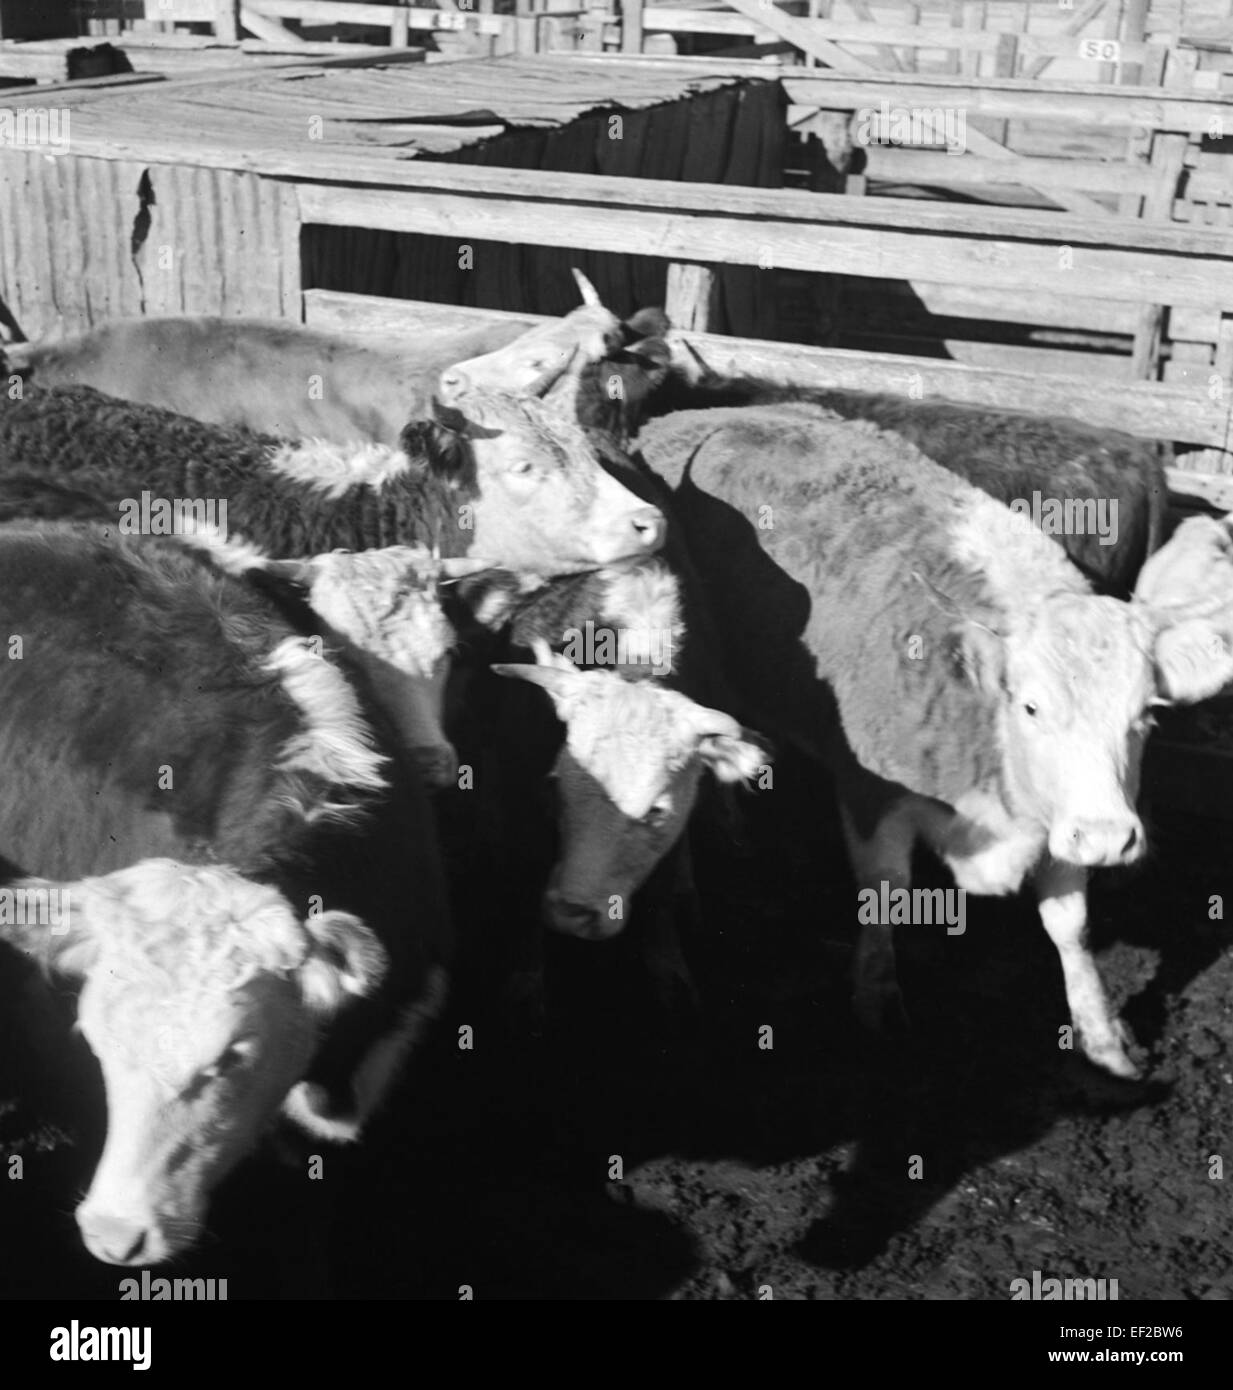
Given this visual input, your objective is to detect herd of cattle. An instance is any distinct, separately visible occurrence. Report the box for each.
[2,270,1233,1272]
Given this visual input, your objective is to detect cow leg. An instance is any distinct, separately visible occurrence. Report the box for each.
[1034,858,1139,1079]
[840,798,914,1034]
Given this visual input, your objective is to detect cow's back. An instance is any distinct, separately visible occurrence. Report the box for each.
[0,529,308,881]
[12,316,533,444]
[636,406,1084,804]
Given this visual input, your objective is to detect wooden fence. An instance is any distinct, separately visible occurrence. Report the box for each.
[302,286,1233,509]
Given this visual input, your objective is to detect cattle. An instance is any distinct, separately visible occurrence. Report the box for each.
[495,641,766,942]
[0,522,450,1265]
[622,405,1233,1079]
[436,270,669,412]
[1133,512,1233,689]
[561,333,1167,597]
[181,528,752,1008]
[1,271,653,446]
[182,536,528,789]
[489,552,760,935]
[0,377,664,574]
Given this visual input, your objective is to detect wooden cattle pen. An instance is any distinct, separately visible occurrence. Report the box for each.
[3,0,1233,506]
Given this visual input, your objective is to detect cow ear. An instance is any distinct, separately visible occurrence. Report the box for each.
[622,307,672,342]
[686,705,772,783]
[299,910,388,1017]
[950,622,1006,695]
[1152,617,1233,705]
[698,729,770,784]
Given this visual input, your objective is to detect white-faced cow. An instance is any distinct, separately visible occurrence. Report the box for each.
[0,376,664,574]
[491,554,766,940]
[621,405,1233,1079]
[0,522,449,1265]
[0,271,652,446]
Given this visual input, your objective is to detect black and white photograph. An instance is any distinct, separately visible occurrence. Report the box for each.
[0,0,1229,1337]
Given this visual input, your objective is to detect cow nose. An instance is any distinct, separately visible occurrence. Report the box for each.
[543,891,620,941]
[438,367,469,405]
[1052,817,1145,868]
[630,506,665,553]
[78,1213,151,1266]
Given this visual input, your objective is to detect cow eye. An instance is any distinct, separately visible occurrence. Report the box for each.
[206,1040,256,1079]
[509,457,534,477]
[645,797,673,829]
[1023,701,1039,717]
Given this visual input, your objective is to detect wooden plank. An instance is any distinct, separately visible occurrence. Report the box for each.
[302,288,1233,447]
[213,0,240,42]
[1121,0,1150,86]
[621,0,643,53]
[1143,128,1189,218]
[1024,0,1109,82]
[49,120,1233,255]
[293,182,1233,310]
[781,70,1233,133]
[843,0,904,73]
[664,261,715,331]
[239,5,304,41]
[863,146,1155,196]
[714,0,879,70]
[1171,303,1222,341]
[243,0,405,23]
[895,279,1141,333]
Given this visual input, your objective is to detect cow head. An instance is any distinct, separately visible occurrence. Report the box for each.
[0,859,385,1266]
[951,568,1233,870]
[492,648,767,939]
[1133,513,1233,703]
[953,595,1158,867]
[412,388,664,573]
[436,270,623,406]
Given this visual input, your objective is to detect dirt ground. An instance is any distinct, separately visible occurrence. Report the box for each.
[2,740,1232,1302]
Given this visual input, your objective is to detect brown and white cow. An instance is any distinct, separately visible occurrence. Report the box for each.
[0,523,449,1264]
[2,271,633,446]
[614,405,1232,1079]
[0,375,665,576]
[495,641,766,941]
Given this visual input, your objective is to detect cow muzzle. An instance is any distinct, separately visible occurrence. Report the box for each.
[588,505,665,564]
[1049,816,1145,868]
[77,1208,183,1266]
[542,889,624,941]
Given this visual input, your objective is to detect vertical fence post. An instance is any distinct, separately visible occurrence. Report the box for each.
[621,0,643,53]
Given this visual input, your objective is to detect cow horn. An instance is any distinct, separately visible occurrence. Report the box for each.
[571,268,602,308]
[261,556,318,586]
[490,660,584,701]
[437,557,499,581]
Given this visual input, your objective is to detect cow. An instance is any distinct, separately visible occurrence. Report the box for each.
[620,405,1232,1079]
[1,271,656,446]
[0,376,664,574]
[0,522,450,1265]
[170,525,753,1016]
[1133,512,1233,678]
[176,535,528,790]
[531,326,1167,597]
[495,640,767,942]
[435,271,669,412]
